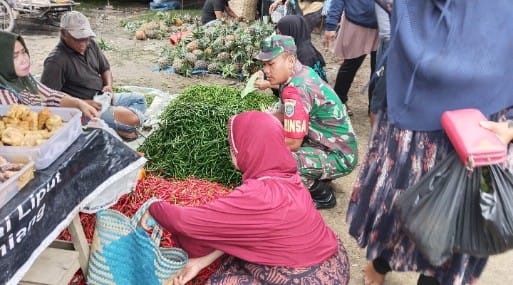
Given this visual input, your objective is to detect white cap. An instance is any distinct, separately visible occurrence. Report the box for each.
[60,11,96,39]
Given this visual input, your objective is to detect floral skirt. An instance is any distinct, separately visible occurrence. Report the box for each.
[347,108,513,285]
[206,239,350,285]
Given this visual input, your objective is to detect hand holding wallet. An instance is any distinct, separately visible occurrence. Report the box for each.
[441,108,507,168]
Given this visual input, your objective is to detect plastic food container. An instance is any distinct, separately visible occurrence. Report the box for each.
[0,106,83,169]
[0,153,35,208]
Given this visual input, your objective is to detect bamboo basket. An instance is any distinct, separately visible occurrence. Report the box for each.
[229,0,259,21]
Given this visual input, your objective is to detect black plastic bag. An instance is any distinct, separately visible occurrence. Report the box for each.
[454,165,513,256]
[397,151,513,266]
[395,153,468,266]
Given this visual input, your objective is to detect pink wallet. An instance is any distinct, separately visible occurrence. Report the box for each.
[441,108,507,168]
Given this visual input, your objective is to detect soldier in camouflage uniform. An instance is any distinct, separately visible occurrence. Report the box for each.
[255,35,358,209]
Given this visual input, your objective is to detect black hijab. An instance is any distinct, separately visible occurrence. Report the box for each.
[0,31,39,96]
[276,15,326,81]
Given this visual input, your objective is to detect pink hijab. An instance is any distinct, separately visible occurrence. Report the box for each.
[149,111,338,267]
[228,110,297,181]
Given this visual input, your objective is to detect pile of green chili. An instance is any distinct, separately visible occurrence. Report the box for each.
[138,84,278,186]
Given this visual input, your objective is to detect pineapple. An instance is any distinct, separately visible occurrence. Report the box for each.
[216,52,230,62]
[203,47,213,58]
[173,18,183,27]
[212,38,224,51]
[192,49,204,59]
[144,29,158,39]
[157,57,169,70]
[194,60,208,70]
[207,62,219,73]
[224,40,234,50]
[186,40,199,52]
[184,52,197,64]
[172,58,184,72]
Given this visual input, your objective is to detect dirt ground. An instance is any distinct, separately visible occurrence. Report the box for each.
[16,5,512,285]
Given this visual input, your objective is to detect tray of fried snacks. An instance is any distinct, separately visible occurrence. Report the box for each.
[0,104,82,169]
[0,153,35,208]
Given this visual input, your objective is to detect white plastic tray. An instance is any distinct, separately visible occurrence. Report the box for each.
[0,153,34,208]
[0,106,83,169]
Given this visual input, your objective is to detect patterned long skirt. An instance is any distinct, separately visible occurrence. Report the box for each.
[206,239,350,284]
[347,108,513,284]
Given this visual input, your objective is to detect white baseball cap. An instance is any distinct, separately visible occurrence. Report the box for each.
[60,11,96,39]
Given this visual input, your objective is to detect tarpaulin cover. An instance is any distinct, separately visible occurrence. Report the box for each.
[0,128,143,285]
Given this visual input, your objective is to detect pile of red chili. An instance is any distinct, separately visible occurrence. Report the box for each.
[60,175,232,285]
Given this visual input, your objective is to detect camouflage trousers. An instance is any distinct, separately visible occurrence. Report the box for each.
[292,146,358,189]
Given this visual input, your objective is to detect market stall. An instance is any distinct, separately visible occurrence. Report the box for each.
[0,128,146,285]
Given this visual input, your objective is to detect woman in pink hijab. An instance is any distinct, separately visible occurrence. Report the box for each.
[141,110,350,284]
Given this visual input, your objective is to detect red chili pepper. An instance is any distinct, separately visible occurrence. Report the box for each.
[62,175,232,285]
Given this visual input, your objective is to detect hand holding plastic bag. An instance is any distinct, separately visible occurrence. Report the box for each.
[454,164,513,256]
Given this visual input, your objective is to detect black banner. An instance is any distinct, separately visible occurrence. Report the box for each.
[0,129,141,284]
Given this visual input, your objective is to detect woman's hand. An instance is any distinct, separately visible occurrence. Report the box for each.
[78,99,99,119]
[323,30,337,48]
[84,99,102,111]
[480,120,513,145]
[60,95,99,119]
[173,250,224,285]
[269,0,281,13]
[173,258,204,285]
[139,210,155,231]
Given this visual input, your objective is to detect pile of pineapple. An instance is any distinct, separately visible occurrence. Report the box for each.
[121,12,198,40]
[158,19,275,79]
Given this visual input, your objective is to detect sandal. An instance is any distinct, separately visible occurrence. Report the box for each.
[363,262,385,285]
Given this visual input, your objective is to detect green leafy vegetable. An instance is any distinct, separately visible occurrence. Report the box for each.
[138,84,277,186]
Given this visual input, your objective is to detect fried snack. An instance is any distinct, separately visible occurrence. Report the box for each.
[0,162,24,172]
[32,129,51,139]
[45,114,63,132]
[6,104,30,120]
[2,171,17,180]
[0,155,7,165]
[2,127,25,146]
[15,120,29,131]
[22,111,38,131]
[37,108,51,130]
[3,116,19,126]
[22,131,45,146]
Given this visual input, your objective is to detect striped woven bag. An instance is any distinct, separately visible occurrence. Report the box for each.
[87,198,188,285]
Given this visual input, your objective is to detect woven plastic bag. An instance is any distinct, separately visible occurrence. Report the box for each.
[395,153,468,266]
[87,198,188,285]
[454,164,513,256]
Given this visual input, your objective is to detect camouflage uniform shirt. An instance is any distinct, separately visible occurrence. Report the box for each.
[281,63,357,157]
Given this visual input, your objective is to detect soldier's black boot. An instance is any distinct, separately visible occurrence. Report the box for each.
[309,180,336,209]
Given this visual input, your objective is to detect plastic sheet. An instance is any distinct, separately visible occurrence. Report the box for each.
[396,152,513,265]
[395,153,465,266]
[454,165,513,256]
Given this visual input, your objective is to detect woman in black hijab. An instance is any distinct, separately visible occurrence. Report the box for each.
[0,31,97,119]
[276,15,328,82]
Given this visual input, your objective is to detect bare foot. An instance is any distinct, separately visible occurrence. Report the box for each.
[363,262,385,285]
